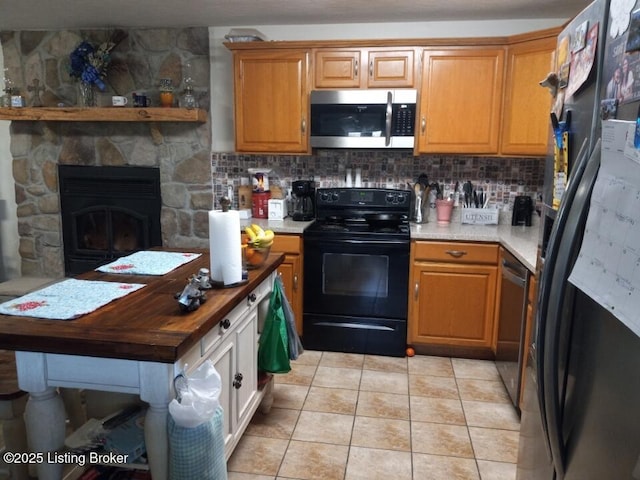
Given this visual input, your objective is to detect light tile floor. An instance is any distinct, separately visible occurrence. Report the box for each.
[228,351,520,480]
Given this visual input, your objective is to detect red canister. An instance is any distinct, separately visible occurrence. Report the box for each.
[252,191,271,219]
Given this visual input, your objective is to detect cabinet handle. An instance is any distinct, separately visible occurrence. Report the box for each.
[369,60,373,77]
[233,372,243,389]
[421,117,426,133]
[293,273,298,291]
[354,60,358,76]
[445,250,468,258]
[248,293,257,303]
[414,282,419,301]
[220,318,231,331]
[301,119,306,133]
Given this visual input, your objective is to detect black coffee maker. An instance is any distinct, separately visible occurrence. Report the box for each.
[291,180,315,221]
[512,195,533,226]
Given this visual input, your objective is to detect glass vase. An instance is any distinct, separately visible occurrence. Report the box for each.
[78,82,96,107]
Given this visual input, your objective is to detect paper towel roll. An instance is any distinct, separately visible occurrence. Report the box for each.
[208,210,243,285]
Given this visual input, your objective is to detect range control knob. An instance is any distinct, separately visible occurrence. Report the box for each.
[320,192,328,202]
[332,192,339,202]
[386,193,395,204]
[397,194,406,204]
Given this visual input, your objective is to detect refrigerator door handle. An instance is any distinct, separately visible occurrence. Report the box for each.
[535,137,590,472]
[544,139,602,480]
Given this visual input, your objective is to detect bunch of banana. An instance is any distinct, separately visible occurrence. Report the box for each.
[244,224,275,248]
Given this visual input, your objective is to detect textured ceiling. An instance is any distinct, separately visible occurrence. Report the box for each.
[0,0,591,30]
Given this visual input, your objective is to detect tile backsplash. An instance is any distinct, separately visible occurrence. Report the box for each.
[211,150,545,212]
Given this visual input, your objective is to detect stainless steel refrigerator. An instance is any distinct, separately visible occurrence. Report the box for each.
[517,0,640,479]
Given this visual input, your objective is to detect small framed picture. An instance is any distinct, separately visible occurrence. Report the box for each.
[572,20,589,53]
[626,9,640,52]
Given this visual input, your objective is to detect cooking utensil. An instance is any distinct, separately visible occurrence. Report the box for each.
[418,173,429,189]
[463,181,473,207]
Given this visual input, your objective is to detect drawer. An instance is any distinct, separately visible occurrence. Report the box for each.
[201,297,249,355]
[413,241,499,264]
[272,234,301,254]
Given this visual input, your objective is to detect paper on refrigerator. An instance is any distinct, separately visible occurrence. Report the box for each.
[568,119,640,338]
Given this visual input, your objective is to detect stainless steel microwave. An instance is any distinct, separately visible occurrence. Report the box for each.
[310,89,417,149]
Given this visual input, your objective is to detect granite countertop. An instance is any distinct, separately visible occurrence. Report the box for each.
[244,213,540,273]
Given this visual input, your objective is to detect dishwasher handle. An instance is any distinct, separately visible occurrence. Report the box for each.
[502,259,528,287]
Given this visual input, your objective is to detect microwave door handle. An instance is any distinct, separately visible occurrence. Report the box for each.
[385,91,392,146]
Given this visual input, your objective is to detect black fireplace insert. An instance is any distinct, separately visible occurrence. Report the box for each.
[59,165,162,275]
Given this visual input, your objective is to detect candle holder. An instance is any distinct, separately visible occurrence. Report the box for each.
[159,78,174,108]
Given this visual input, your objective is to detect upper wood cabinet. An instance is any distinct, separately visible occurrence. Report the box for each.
[231,49,310,154]
[313,48,416,89]
[501,34,556,156]
[416,47,505,155]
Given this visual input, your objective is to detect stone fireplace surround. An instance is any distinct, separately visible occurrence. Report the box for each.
[2,28,212,278]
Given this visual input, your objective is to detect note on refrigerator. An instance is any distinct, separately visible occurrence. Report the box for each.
[569,119,640,338]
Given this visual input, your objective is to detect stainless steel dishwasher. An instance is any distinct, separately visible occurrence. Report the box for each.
[495,247,530,413]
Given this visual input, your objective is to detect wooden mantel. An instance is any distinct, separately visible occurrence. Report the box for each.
[0,106,208,122]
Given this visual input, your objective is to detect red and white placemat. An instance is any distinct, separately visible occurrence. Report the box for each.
[0,278,145,320]
[96,251,201,276]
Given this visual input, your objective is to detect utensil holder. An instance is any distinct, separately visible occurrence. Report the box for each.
[436,199,454,224]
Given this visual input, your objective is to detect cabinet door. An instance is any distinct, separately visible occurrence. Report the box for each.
[314,50,362,88]
[367,49,415,88]
[209,336,234,451]
[409,262,498,348]
[416,48,505,154]
[277,255,303,335]
[233,49,309,153]
[501,37,556,155]
[235,309,259,426]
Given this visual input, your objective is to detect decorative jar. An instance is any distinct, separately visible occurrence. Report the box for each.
[159,78,174,108]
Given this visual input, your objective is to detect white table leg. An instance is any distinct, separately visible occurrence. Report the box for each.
[144,401,169,480]
[139,362,173,480]
[23,387,66,480]
[0,394,29,480]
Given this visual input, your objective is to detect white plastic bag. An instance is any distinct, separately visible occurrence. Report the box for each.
[169,360,222,428]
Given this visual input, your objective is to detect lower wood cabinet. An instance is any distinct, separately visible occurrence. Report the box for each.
[408,241,499,352]
[272,234,303,335]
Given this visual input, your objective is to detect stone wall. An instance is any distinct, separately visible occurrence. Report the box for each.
[1,28,211,277]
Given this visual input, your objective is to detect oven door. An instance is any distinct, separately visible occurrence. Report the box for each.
[303,237,409,319]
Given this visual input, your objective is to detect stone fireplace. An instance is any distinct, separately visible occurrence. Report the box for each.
[58,165,162,275]
[2,27,213,278]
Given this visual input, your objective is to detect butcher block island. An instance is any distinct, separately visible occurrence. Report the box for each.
[0,249,284,480]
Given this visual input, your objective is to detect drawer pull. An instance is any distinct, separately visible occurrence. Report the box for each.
[248,293,257,303]
[220,318,231,331]
[421,117,426,133]
[293,273,299,291]
[414,282,419,301]
[233,373,243,389]
[445,250,467,258]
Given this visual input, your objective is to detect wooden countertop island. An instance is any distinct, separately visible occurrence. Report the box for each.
[0,251,283,362]
[0,250,284,480]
